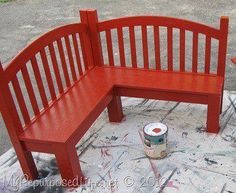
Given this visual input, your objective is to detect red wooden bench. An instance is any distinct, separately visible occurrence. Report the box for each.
[0,9,229,186]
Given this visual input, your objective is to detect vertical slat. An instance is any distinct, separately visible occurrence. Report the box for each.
[65,36,77,81]
[205,36,211,74]
[154,26,161,70]
[40,48,56,100]
[117,27,126,67]
[48,43,64,93]
[72,33,83,75]
[11,76,31,124]
[21,66,40,115]
[31,56,48,108]
[57,39,71,87]
[167,27,173,71]
[129,26,137,68]
[105,30,115,66]
[79,34,89,71]
[142,25,149,69]
[180,29,185,72]
[192,32,198,73]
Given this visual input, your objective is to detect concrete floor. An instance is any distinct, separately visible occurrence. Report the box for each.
[0,92,235,193]
[0,0,236,154]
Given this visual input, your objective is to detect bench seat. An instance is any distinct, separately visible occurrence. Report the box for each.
[99,66,224,95]
[19,66,223,146]
[19,68,113,144]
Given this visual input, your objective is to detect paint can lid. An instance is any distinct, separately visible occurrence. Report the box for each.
[143,122,168,136]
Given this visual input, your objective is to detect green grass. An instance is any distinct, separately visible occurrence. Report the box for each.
[0,0,12,3]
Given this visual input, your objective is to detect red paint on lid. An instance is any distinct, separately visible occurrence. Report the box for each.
[152,128,161,133]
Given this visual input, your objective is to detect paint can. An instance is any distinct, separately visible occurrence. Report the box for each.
[143,122,168,159]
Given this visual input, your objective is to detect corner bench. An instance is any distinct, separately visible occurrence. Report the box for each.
[0,9,229,185]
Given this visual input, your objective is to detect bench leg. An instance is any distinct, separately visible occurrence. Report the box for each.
[107,95,124,122]
[16,147,39,180]
[207,95,221,133]
[55,144,85,187]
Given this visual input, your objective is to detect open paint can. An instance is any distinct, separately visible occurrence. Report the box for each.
[143,122,168,159]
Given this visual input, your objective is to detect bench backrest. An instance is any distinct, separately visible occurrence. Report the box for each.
[80,10,228,77]
[0,23,93,139]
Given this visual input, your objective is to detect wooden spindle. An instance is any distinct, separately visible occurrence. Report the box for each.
[21,66,40,115]
[65,36,77,81]
[40,48,56,100]
[72,33,83,75]
[192,32,198,73]
[11,76,31,124]
[154,26,161,70]
[129,26,137,68]
[57,39,71,87]
[48,43,64,93]
[142,25,149,69]
[31,56,48,108]
[205,36,211,74]
[167,27,173,71]
[117,27,126,67]
[105,30,114,66]
[180,29,185,72]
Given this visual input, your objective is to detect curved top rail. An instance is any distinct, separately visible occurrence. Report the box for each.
[4,23,87,81]
[98,16,220,39]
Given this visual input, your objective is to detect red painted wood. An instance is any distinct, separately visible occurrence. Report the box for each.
[57,38,71,87]
[79,34,89,71]
[40,49,57,100]
[0,62,38,180]
[98,16,220,39]
[21,66,40,115]
[19,68,113,144]
[11,76,31,124]
[129,26,137,68]
[72,33,83,75]
[180,29,185,72]
[95,67,223,95]
[4,23,88,83]
[107,95,123,122]
[65,36,77,81]
[0,11,229,186]
[54,144,85,186]
[154,26,161,70]
[167,27,173,71]
[205,36,211,74]
[118,87,208,104]
[141,25,149,69]
[48,43,64,93]
[105,30,115,66]
[31,56,48,108]
[80,10,104,67]
[192,32,198,73]
[117,27,126,67]
[79,29,94,71]
[231,57,236,65]
[217,16,229,77]
[207,95,221,133]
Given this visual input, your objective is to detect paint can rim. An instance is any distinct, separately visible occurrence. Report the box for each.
[143,122,168,137]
